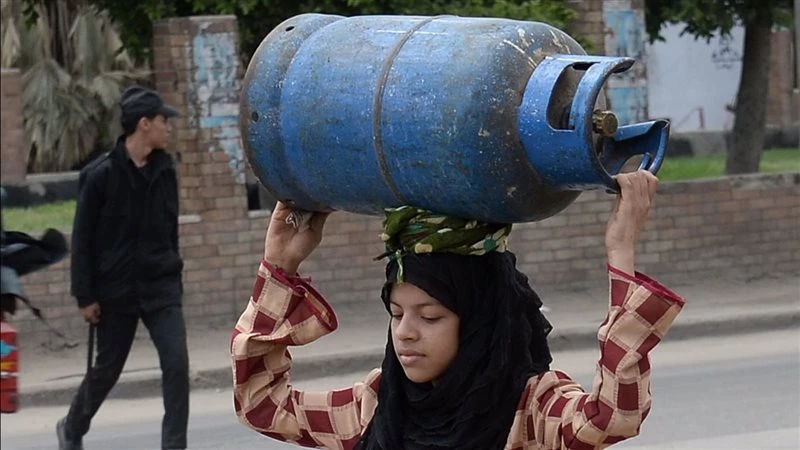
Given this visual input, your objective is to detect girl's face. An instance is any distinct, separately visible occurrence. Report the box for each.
[389,282,459,383]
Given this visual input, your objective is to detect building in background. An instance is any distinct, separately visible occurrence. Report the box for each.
[646,24,745,133]
[569,0,797,137]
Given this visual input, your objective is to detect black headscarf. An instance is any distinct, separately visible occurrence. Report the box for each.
[357,251,553,450]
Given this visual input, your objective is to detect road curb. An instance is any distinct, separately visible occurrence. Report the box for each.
[15,308,799,409]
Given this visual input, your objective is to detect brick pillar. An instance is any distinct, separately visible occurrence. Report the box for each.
[1,69,27,185]
[565,0,606,54]
[151,15,247,217]
[151,16,251,321]
[766,30,798,128]
[566,1,650,125]
[601,0,649,125]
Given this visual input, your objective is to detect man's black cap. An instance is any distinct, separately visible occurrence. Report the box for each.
[120,85,180,125]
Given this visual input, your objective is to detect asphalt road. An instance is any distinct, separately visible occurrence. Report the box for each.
[2,329,798,450]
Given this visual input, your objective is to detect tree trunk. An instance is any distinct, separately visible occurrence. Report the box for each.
[726,17,773,174]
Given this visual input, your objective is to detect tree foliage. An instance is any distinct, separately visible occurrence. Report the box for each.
[644,0,793,175]
[6,0,149,172]
[75,0,578,62]
[645,0,792,42]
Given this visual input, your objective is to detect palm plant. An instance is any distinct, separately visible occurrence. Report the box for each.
[1,0,21,68]
[1,0,149,172]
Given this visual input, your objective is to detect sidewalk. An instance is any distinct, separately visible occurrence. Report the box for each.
[12,272,800,409]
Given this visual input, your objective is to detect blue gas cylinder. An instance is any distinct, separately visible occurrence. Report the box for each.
[241,14,669,223]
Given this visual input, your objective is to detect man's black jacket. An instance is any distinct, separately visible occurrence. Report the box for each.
[70,137,183,310]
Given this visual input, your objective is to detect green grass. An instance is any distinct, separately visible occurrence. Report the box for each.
[2,148,798,233]
[657,148,800,182]
[3,200,76,234]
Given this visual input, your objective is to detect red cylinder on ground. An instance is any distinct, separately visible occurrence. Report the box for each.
[1,319,19,413]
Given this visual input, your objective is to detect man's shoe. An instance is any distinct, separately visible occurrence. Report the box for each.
[56,417,84,450]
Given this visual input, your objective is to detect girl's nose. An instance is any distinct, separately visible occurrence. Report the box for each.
[394,316,419,341]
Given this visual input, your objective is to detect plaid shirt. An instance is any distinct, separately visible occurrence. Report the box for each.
[232,260,684,449]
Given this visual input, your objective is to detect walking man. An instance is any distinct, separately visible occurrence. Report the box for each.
[57,86,190,450]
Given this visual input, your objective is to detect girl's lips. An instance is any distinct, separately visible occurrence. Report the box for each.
[397,350,425,366]
[398,354,424,365]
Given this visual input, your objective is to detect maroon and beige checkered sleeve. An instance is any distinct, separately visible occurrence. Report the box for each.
[231,260,382,449]
[520,267,684,450]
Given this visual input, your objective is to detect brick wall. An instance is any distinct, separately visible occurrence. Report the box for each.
[12,172,800,340]
[1,68,26,185]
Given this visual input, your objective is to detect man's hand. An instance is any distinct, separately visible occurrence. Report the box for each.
[80,303,101,324]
